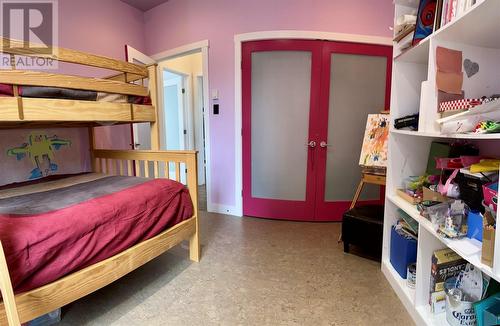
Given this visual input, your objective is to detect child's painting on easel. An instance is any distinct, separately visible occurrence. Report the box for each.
[359,114,389,170]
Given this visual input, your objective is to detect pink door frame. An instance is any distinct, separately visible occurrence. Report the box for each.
[314,41,392,221]
[242,40,322,220]
[242,39,392,222]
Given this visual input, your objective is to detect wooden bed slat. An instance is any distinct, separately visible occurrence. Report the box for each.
[22,98,133,121]
[133,104,156,122]
[94,150,197,163]
[0,217,196,324]
[0,70,148,97]
[144,161,150,178]
[0,38,148,77]
[175,162,181,182]
[127,160,133,177]
[0,98,20,120]
[119,160,124,176]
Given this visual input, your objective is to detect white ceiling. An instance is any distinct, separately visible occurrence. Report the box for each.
[120,0,169,12]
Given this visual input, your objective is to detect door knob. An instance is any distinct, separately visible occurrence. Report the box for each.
[307,141,316,148]
[320,141,331,148]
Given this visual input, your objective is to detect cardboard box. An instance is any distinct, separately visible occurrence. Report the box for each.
[423,187,449,203]
[429,248,467,313]
[397,189,422,204]
[482,226,495,267]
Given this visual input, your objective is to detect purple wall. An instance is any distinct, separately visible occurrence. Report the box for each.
[143,0,395,208]
[0,0,146,184]
[59,0,147,150]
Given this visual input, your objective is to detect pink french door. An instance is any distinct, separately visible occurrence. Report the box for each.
[242,40,392,221]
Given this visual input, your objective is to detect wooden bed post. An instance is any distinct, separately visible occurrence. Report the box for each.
[148,64,160,151]
[0,242,20,326]
[187,154,200,262]
[88,127,96,172]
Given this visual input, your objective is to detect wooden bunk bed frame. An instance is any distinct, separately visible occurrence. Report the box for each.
[0,39,200,326]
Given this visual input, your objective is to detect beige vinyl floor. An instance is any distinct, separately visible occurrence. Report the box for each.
[59,210,413,325]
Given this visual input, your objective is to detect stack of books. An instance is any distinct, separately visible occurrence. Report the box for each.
[437,0,477,30]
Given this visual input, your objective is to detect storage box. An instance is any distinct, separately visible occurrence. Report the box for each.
[456,172,487,212]
[26,309,61,326]
[390,227,417,279]
[429,248,467,312]
[483,182,498,212]
[423,187,449,203]
[482,226,495,267]
[397,189,422,204]
[467,210,483,242]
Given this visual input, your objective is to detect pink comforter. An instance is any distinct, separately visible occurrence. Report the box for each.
[0,173,193,293]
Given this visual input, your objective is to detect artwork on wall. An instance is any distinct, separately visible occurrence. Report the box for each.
[7,132,71,179]
[359,114,389,169]
[413,0,437,45]
[0,128,90,185]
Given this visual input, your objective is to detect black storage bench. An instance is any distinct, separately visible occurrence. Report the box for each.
[342,205,384,261]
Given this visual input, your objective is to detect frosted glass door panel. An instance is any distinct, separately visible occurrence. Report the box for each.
[251,51,311,200]
[324,54,387,201]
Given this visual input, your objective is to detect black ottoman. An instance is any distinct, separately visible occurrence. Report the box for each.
[342,205,384,261]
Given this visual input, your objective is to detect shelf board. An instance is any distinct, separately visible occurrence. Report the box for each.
[433,0,500,49]
[416,305,447,326]
[381,259,417,313]
[387,193,498,282]
[390,129,500,140]
[394,37,430,64]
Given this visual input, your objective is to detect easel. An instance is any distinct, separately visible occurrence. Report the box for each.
[350,170,386,209]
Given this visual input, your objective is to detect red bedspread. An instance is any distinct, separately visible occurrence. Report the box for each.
[0,173,193,293]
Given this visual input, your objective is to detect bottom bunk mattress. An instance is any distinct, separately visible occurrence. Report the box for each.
[0,173,194,293]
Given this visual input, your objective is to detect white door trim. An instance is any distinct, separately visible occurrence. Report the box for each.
[151,40,214,213]
[233,30,392,217]
[151,40,210,61]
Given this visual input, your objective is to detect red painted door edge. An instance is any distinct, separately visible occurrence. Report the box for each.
[314,42,393,221]
[242,40,322,220]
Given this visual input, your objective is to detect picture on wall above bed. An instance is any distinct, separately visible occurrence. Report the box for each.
[1,128,90,184]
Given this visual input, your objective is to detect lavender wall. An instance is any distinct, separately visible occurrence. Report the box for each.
[143,0,395,208]
[0,0,146,184]
[59,0,147,150]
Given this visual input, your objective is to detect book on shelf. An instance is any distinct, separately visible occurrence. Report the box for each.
[439,0,476,28]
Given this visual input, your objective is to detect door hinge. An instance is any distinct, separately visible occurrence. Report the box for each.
[183,129,187,135]
[182,88,186,94]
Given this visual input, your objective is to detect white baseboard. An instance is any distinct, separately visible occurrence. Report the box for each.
[207,203,242,217]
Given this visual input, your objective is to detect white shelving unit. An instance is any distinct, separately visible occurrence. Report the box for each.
[383,0,500,325]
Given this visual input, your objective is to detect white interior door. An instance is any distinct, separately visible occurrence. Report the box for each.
[163,72,186,150]
[125,45,156,150]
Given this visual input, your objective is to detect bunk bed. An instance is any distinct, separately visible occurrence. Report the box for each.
[0,38,200,326]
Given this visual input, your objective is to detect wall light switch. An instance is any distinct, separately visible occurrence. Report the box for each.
[211,89,219,100]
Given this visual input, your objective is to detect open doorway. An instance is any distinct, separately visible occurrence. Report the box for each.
[159,52,207,210]
[126,44,209,212]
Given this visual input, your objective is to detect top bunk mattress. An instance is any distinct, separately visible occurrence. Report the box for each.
[0,83,151,104]
[0,173,193,294]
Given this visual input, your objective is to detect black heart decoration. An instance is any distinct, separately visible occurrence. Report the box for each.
[464,59,479,78]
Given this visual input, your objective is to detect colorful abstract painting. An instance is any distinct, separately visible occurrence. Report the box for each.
[412,0,437,45]
[359,114,389,168]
